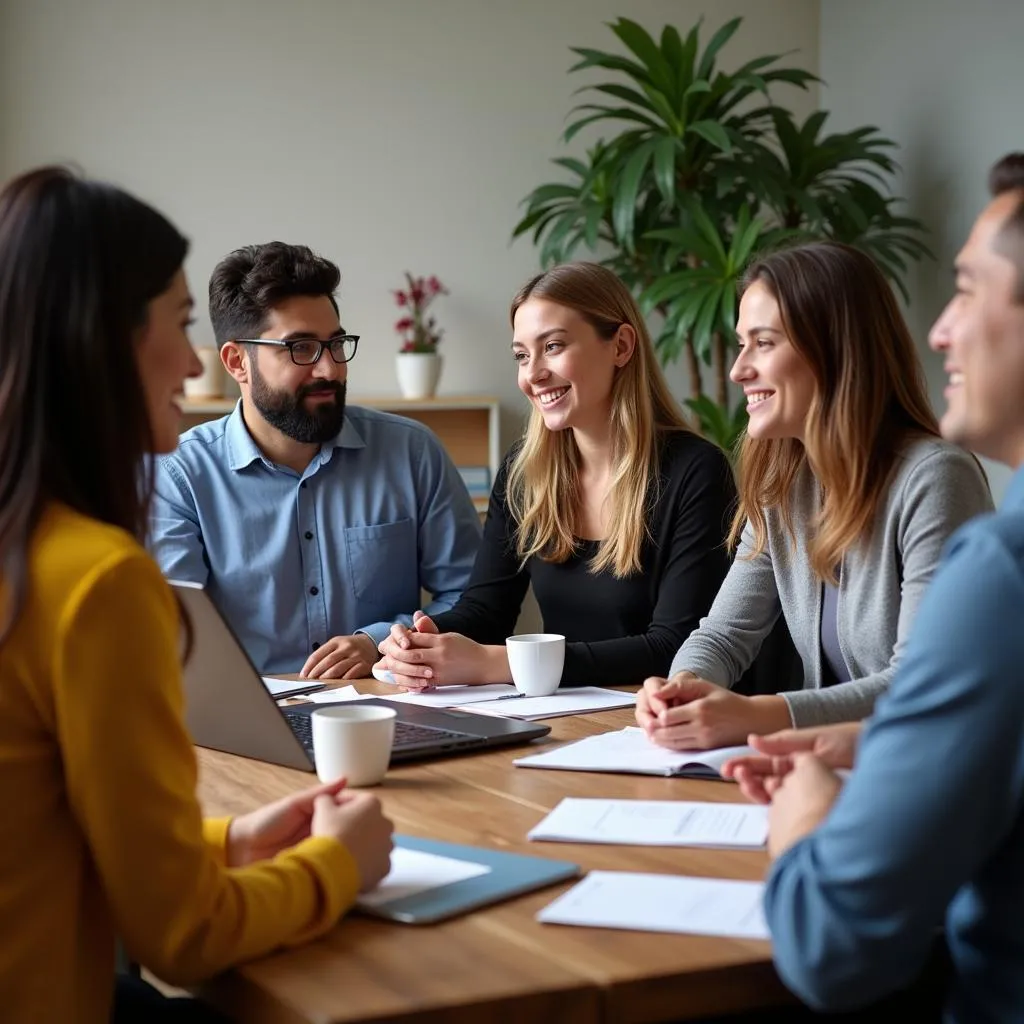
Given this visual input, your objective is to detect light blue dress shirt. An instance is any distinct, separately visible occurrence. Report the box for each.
[764,466,1024,1023]
[150,402,481,674]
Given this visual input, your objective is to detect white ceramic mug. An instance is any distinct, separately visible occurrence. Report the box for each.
[311,705,396,786]
[505,633,565,697]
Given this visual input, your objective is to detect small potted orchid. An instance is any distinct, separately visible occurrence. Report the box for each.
[393,272,448,399]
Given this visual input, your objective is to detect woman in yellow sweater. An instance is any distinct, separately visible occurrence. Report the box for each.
[0,166,394,1022]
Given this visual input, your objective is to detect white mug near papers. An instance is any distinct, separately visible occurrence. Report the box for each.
[505,633,566,696]
[311,704,396,786]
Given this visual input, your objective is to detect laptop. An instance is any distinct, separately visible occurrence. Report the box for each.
[171,580,551,772]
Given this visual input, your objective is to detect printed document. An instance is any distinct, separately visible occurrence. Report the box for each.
[529,798,768,848]
[538,871,769,939]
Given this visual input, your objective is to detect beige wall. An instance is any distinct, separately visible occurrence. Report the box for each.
[0,0,818,449]
[820,0,1024,502]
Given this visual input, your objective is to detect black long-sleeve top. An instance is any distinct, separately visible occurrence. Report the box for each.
[430,430,737,686]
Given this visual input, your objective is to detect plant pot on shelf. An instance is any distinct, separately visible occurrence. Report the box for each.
[183,347,223,399]
[395,351,442,400]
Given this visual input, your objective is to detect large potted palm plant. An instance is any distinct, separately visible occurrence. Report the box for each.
[512,17,930,451]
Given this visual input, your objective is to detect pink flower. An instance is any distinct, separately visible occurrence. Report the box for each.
[393,272,447,350]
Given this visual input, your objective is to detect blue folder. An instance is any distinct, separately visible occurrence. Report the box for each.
[357,835,581,924]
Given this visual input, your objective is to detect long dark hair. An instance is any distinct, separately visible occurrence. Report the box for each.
[0,166,188,639]
[730,241,939,581]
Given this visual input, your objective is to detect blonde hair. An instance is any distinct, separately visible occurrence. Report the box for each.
[729,242,939,581]
[505,262,692,577]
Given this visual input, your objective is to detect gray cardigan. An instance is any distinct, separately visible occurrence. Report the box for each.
[670,438,994,727]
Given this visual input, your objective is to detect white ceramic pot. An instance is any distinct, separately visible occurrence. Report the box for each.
[395,352,442,399]
[184,346,224,399]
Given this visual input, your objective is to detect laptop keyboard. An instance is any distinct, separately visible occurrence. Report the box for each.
[282,707,474,757]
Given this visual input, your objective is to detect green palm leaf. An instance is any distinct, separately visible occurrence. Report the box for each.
[512,14,929,450]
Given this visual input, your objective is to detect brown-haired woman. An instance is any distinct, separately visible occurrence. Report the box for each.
[637,241,993,750]
[376,261,736,688]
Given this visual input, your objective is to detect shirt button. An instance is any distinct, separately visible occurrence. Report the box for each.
[310,586,319,595]
[312,642,319,650]
[304,531,313,540]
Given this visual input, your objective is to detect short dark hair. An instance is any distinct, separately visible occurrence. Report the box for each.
[208,242,341,344]
[0,165,187,639]
[988,152,1024,303]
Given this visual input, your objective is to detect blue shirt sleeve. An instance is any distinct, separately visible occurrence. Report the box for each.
[355,431,480,645]
[149,456,210,586]
[764,521,1024,1010]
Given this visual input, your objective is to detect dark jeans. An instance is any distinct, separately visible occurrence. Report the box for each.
[112,974,227,1023]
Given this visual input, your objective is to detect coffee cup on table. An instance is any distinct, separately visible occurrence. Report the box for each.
[311,705,396,786]
[505,633,565,697]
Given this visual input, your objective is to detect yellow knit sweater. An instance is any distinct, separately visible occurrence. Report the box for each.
[0,503,360,1022]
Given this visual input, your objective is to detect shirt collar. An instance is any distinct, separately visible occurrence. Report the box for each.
[335,413,366,450]
[225,400,366,472]
[225,401,264,471]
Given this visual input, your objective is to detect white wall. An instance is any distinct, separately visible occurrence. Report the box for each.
[0,0,818,449]
[820,0,1024,503]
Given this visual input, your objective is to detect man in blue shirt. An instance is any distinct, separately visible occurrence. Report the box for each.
[150,242,481,678]
[721,152,1024,1022]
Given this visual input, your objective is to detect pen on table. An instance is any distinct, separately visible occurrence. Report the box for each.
[496,693,527,700]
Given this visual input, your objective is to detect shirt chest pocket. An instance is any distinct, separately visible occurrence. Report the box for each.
[343,518,418,610]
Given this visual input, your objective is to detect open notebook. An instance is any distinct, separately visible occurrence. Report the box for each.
[514,726,754,779]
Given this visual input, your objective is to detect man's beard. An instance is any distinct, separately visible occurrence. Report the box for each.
[249,364,347,444]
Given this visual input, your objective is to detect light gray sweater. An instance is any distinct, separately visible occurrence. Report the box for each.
[670,438,994,727]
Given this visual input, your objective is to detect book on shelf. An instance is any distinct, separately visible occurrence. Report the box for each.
[458,465,491,497]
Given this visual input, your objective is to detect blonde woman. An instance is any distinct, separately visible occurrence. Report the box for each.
[637,241,993,751]
[376,261,736,688]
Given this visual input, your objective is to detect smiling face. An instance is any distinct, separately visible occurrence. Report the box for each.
[135,268,202,453]
[929,191,1024,467]
[731,280,818,442]
[511,297,634,435]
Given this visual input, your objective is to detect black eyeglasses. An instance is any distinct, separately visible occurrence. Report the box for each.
[237,334,359,366]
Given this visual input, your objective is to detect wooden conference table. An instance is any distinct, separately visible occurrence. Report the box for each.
[194,680,793,1023]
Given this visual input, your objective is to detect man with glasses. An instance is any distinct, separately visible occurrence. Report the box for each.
[150,241,481,679]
